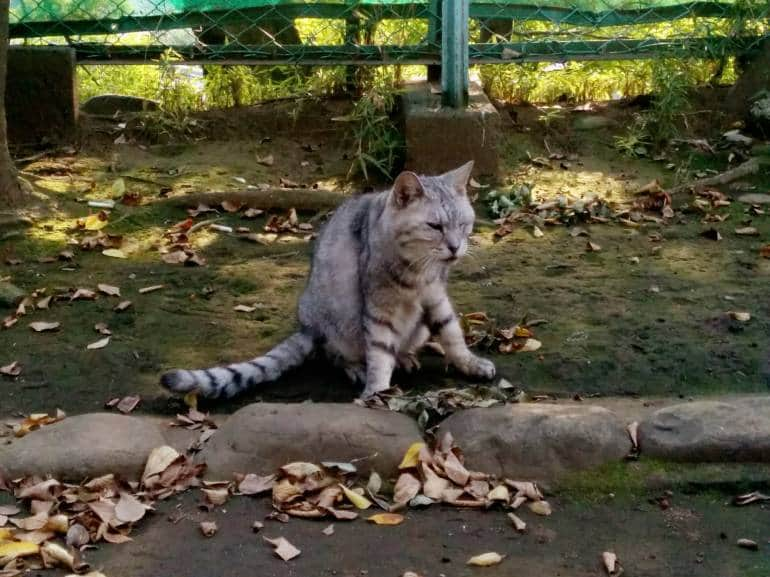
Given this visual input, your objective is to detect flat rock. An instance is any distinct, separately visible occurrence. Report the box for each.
[0,413,166,481]
[81,94,159,116]
[199,403,423,479]
[441,404,630,480]
[638,398,770,462]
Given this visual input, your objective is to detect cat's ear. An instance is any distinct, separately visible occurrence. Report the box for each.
[443,160,474,194]
[391,171,424,207]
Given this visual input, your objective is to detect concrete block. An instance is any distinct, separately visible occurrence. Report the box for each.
[401,80,500,177]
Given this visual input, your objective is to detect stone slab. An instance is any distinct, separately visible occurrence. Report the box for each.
[638,397,770,462]
[7,47,78,146]
[199,403,423,479]
[81,94,160,116]
[441,404,631,480]
[401,80,501,177]
[0,413,166,481]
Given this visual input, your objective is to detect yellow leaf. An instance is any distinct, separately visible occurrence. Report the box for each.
[467,552,504,566]
[102,249,127,259]
[0,528,14,540]
[0,540,40,562]
[83,214,108,231]
[398,442,426,469]
[366,513,404,526]
[338,485,371,510]
[183,392,198,410]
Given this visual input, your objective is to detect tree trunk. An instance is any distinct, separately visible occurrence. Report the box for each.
[0,0,25,207]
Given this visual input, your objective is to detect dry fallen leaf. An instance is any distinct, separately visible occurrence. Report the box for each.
[0,541,40,563]
[532,225,544,238]
[102,249,127,259]
[367,513,404,526]
[142,446,181,485]
[339,485,372,510]
[508,512,527,532]
[734,227,759,236]
[264,536,301,561]
[70,288,97,301]
[399,442,426,469]
[238,474,275,495]
[519,338,542,352]
[199,521,218,537]
[36,295,52,309]
[529,500,552,516]
[114,300,132,312]
[138,285,164,294]
[233,304,257,313]
[29,321,60,332]
[94,323,112,336]
[0,361,22,377]
[202,488,229,507]
[322,524,334,536]
[737,538,758,551]
[115,493,147,524]
[627,421,639,452]
[115,395,140,414]
[97,283,121,297]
[40,540,89,573]
[728,311,751,322]
[393,473,421,505]
[86,337,111,350]
[586,240,602,252]
[602,551,622,575]
[467,552,504,566]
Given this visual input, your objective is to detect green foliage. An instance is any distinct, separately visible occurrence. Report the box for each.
[346,69,404,181]
[485,184,533,218]
[614,113,651,157]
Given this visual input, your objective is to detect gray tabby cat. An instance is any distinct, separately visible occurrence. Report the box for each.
[161,160,495,399]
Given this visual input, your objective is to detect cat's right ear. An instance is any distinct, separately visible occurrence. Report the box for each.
[390,171,424,208]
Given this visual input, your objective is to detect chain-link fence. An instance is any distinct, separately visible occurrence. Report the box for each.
[8,0,770,100]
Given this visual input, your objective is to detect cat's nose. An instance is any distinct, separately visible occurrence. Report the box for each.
[447,242,459,256]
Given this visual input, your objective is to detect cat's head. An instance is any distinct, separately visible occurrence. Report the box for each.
[385,161,476,265]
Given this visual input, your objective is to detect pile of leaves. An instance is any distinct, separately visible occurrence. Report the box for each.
[160,218,206,267]
[0,446,203,576]
[460,312,543,354]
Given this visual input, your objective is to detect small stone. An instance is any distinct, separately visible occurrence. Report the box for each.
[441,405,630,479]
[0,413,166,481]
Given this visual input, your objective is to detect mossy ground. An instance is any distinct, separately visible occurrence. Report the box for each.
[1,99,768,417]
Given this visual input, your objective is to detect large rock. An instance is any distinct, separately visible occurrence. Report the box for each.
[200,403,423,478]
[639,398,770,462]
[0,413,166,481]
[441,404,631,480]
[81,94,160,116]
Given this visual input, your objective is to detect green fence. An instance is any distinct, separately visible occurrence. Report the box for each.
[8,0,770,106]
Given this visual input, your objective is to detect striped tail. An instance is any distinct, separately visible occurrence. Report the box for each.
[160,332,315,399]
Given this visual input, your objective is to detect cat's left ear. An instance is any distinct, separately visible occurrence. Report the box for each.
[443,160,474,195]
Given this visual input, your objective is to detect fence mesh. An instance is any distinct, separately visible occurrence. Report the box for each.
[8,0,770,65]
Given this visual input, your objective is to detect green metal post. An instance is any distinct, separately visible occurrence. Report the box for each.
[441,0,469,108]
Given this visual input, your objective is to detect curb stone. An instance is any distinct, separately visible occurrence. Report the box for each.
[199,403,423,479]
[441,404,631,480]
[638,397,770,462]
[0,413,166,482]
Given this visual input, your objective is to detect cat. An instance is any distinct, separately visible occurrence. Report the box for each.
[160,160,496,399]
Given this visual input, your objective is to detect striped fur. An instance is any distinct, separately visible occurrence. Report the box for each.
[160,160,495,399]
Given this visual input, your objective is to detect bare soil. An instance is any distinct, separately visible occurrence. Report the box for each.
[1,97,769,418]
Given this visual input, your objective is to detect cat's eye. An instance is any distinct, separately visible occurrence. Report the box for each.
[427,222,443,232]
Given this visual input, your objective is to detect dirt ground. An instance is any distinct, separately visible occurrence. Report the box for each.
[13,489,764,577]
[1,96,770,418]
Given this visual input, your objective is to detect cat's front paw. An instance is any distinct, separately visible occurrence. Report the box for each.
[397,352,421,373]
[459,354,496,380]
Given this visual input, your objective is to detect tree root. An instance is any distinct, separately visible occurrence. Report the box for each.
[671,158,761,195]
[161,188,347,212]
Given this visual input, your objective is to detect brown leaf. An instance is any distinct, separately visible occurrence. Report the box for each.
[367,513,404,525]
[242,208,264,219]
[529,500,552,516]
[602,551,622,575]
[443,451,470,486]
[221,200,244,213]
[88,499,117,525]
[97,284,121,297]
[264,536,301,561]
[29,321,60,332]
[70,288,97,301]
[586,240,602,252]
[238,474,275,495]
[114,300,132,312]
[421,464,449,500]
[199,521,218,537]
[115,493,147,524]
[0,505,20,516]
[9,512,48,531]
[36,296,52,309]
[735,227,759,236]
[142,446,182,486]
[94,323,112,336]
[508,512,527,532]
[393,473,421,505]
[138,285,164,294]
[113,396,140,414]
[467,552,504,566]
[322,524,334,536]
[728,311,751,322]
[202,488,229,507]
[0,361,21,377]
[17,479,60,501]
[162,250,189,265]
[102,530,133,544]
